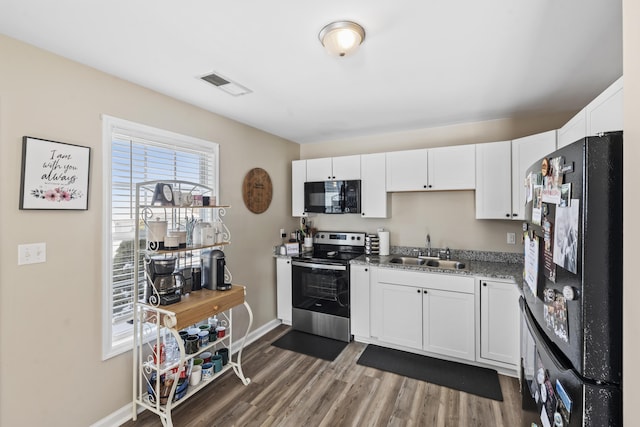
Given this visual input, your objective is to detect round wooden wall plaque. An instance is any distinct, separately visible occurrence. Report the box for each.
[242,168,273,214]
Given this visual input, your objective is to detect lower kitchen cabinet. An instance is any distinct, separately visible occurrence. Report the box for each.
[276,257,292,324]
[423,288,475,361]
[350,264,373,339]
[479,279,520,367]
[372,268,476,360]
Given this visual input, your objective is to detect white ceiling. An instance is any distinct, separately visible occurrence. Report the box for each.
[0,0,622,144]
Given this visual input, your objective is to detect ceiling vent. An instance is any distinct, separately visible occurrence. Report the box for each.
[200,72,252,96]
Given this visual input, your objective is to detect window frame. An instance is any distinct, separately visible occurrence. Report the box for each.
[101,115,219,360]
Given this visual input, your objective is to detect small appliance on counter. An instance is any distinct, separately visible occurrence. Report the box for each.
[144,255,183,305]
[202,249,231,291]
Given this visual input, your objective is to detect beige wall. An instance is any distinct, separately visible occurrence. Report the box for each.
[0,35,299,426]
[300,114,573,252]
[623,0,638,424]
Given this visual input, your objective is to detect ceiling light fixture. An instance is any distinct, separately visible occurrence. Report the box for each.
[318,21,366,57]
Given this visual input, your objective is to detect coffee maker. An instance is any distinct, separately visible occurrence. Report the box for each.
[144,255,183,305]
[202,249,231,291]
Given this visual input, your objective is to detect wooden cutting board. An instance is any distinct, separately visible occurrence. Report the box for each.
[242,167,273,214]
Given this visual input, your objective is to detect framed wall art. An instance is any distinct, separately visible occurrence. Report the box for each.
[19,136,91,210]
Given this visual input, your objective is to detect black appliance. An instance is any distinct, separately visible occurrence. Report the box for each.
[144,255,183,305]
[519,132,622,427]
[304,180,361,214]
[202,249,231,291]
[291,231,366,342]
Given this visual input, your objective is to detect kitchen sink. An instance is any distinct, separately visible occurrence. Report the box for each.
[388,256,466,270]
[389,256,426,266]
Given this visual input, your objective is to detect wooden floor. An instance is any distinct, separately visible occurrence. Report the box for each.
[123,325,522,427]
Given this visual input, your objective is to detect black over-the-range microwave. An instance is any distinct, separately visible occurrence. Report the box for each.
[304,180,361,214]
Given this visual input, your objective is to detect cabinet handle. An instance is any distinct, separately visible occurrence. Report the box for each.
[505,213,510,218]
[428,185,432,188]
[482,282,486,287]
[361,213,365,216]
[417,289,421,293]
[423,289,427,294]
[423,184,427,188]
[287,261,290,264]
[512,213,518,217]
[365,268,368,272]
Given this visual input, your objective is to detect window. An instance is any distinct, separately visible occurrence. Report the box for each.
[102,116,219,359]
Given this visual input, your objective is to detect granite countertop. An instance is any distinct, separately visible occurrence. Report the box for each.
[350,249,524,288]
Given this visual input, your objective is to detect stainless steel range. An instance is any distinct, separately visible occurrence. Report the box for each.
[291,231,366,342]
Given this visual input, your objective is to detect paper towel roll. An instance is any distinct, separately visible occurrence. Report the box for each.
[378,231,390,256]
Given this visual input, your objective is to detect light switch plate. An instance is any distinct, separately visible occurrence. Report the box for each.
[18,243,46,265]
[507,233,516,245]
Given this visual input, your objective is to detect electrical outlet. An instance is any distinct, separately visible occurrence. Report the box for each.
[18,243,47,265]
[507,233,516,245]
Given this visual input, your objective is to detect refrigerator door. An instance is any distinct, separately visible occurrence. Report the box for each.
[521,133,622,385]
[520,299,621,427]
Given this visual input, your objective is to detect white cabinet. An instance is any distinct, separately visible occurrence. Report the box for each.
[360,153,390,218]
[511,130,557,220]
[386,145,475,192]
[475,140,512,219]
[374,282,423,349]
[372,268,476,359]
[350,264,374,339]
[557,109,587,149]
[557,76,623,149]
[423,288,475,361]
[386,149,429,191]
[276,257,292,325]
[291,160,307,217]
[586,76,623,136]
[306,155,361,181]
[428,144,476,190]
[479,279,520,367]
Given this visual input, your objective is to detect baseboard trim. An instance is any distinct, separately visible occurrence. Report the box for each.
[92,319,283,427]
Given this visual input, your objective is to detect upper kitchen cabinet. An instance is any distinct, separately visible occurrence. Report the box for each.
[360,153,390,218]
[428,144,475,190]
[476,132,556,220]
[511,130,557,220]
[386,148,428,191]
[306,155,361,181]
[386,144,475,192]
[291,160,308,217]
[585,76,623,136]
[557,76,623,148]
[475,140,512,219]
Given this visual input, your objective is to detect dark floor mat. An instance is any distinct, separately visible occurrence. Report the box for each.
[271,330,348,361]
[357,344,503,401]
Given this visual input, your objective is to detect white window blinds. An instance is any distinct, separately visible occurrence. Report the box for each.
[103,116,218,358]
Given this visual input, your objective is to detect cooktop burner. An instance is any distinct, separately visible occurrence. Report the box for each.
[293,231,366,264]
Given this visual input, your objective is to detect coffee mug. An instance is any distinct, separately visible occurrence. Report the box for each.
[216,348,229,365]
[212,355,223,373]
[185,336,199,354]
[200,351,212,363]
[189,365,202,386]
[202,362,214,380]
[178,330,189,342]
[193,358,204,366]
[198,330,209,348]
[187,327,200,337]
[216,326,226,338]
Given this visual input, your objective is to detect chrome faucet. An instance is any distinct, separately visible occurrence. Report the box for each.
[426,234,432,257]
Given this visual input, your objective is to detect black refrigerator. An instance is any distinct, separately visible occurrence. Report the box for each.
[519,132,622,427]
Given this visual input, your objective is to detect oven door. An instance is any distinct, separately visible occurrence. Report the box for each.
[291,260,350,318]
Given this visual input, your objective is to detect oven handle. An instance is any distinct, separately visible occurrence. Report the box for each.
[291,261,347,271]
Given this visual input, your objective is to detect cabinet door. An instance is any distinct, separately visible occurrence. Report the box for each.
[428,144,476,190]
[276,257,292,324]
[475,140,512,220]
[557,108,587,149]
[291,160,307,217]
[306,157,333,181]
[332,155,361,180]
[360,153,389,218]
[511,130,557,220]
[480,280,520,366]
[423,289,475,361]
[586,76,623,135]
[386,149,429,191]
[350,264,372,338]
[375,282,423,349]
